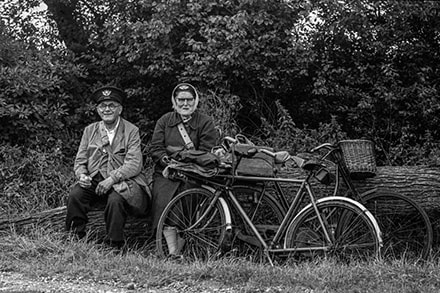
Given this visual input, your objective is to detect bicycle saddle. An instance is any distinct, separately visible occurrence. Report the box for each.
[272,151,290,164]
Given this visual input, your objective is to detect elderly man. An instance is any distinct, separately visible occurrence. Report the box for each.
[65,86,150,249]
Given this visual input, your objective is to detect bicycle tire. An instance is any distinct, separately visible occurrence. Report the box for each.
[284,197,381,261]
[231,185,285,259]
[362,191,433,260]
[155,188,227,260]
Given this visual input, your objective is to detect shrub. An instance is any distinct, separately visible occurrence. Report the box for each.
[0,144,74,216]
[198,89,242,141]
[250,100,348,155]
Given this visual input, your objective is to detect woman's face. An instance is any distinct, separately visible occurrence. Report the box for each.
[174,91,196,117]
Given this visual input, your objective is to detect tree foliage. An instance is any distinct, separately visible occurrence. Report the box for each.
[0,25,88,155]
[300,0,440,164]
[1,0,440,165]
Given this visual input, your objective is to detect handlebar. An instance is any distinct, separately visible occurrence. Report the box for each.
[222,135,291,164]
[310,142,335,153]
[259,148,276,157]
[225,135,340,154]
[223,136,340,163]
[221,135,337,170]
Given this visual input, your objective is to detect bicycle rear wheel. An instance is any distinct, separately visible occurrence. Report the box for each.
[231,185,285,259]
[156,188,227,260]
[362,191,432,260]
[284,198,381,261]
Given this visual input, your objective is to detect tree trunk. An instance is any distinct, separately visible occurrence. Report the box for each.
[1,165,439,244]
[0,206,152,245]
[279,165,440,213]
[44,0,90,54]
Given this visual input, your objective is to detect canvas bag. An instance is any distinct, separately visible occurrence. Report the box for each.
[233,135,276,177]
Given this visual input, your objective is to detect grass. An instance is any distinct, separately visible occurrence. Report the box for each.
[1,228,440,292]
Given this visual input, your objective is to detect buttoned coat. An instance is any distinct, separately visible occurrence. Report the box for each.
[149,110,218,227]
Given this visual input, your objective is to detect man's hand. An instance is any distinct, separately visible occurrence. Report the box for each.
[95,177,115,196]
[78,174,92,188]
[160,155,170,167]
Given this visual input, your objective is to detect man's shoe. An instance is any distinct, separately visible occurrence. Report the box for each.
[103,239,126,252]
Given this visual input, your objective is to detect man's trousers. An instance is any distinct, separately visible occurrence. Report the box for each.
[65,176,128,243]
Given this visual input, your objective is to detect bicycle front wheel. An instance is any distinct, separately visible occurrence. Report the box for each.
[362,191,433,260]
[284,198,381,261]
[156,188,227,260]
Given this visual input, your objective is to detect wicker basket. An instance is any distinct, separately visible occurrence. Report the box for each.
[339,139,377,179]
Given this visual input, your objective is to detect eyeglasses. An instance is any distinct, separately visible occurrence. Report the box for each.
[98,103,119,111]
[175,98,195,105]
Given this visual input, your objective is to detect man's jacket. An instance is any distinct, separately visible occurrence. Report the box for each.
[74,118,150,215]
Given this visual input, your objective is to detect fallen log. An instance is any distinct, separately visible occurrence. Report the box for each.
[1,165,440,245]
[0,206,152,245]
[279,165,440,213]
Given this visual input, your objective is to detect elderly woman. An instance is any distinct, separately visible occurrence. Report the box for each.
[149,83,218,255]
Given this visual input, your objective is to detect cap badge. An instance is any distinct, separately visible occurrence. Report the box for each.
[178,85,190,90]
[102,90,112,96]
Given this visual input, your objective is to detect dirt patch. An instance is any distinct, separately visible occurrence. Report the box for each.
[0,272,238,293]
[0,272,133,292]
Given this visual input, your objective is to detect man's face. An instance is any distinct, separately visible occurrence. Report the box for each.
[96,101,122,124]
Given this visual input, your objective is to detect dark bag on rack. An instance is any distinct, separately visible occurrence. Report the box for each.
[169,148,220,169]
[233,136,276,177]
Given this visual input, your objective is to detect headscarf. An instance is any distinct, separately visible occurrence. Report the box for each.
[171,83,199,116]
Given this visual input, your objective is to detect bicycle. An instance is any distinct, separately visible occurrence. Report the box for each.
[213,138,432,260]
[310,141,433,260]
[155,138,382,264]
[224,139,433,260]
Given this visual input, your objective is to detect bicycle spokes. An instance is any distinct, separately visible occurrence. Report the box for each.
[284,200,380,260]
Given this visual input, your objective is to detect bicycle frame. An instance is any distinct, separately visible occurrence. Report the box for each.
[172,169,336,263]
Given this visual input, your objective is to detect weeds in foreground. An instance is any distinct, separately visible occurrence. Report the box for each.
[1,228,440,292]
[0,144,75,217]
